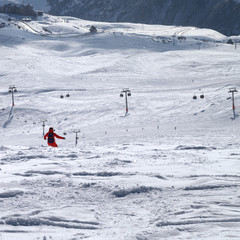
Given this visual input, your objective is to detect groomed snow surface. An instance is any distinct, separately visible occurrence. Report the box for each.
[0,14,240,240]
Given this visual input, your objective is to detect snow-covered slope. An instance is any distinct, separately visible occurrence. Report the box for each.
[45,0,240,36]
[0,13,240,240]
[2,0,240,35]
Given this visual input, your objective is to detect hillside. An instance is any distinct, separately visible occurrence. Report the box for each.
[46,0,240,36]
[1,0,240,36]
[0,0,50,11]
[0,13,240,240]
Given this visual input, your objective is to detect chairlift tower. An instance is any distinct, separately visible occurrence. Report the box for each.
[120,88,131,115]
[228,87,238,119]
[8,85,17,107]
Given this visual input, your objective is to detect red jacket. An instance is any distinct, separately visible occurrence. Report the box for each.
[44,129,64,143]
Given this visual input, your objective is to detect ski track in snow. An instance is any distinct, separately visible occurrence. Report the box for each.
[0,139,240,239]
[0,12,240,240]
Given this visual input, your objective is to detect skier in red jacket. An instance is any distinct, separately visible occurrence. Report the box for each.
[44,127,65,147]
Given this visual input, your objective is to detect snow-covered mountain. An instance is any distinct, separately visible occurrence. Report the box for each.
[1,0,240,36]
[1,12,240,240]
[45,0,240,36]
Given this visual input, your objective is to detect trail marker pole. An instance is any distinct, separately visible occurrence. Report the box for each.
[197,42,201,50]
[228,88,238,119]
[74,130,81,147]
[172,36,176,46]
[42,120,47,136]
[8,85,17,107]
[120,88,131,115]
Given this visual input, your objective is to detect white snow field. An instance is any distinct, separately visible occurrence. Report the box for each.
[0,13,240,240]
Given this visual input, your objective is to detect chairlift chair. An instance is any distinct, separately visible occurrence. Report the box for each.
[128,93,131,96]
[193,95,197,100]
[120,93,124,97]
[66,93,70,97]
[60,94,64,99]
[200,94,204,99]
